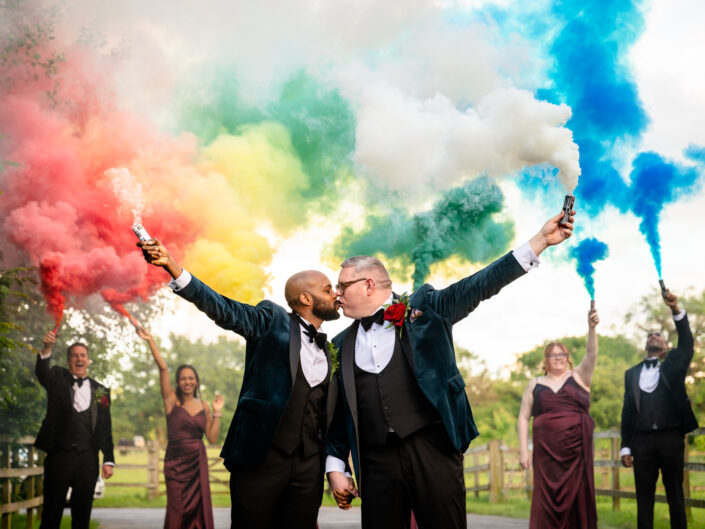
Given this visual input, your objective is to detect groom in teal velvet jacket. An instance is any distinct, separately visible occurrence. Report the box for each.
[326,210,575,529]
[138,239,342,529]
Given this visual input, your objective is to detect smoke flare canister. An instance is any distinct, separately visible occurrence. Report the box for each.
[559,195,575,227]
[659,279,668,297]
[590,299,595,312]
[132,223,151,242]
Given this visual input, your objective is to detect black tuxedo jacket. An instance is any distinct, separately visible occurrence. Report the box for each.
[34,356,115,464]
[620,314,699,450]
[174,274,339,468]
[327,251,526,482]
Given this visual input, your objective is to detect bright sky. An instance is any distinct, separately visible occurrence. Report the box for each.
[131,0,705,373]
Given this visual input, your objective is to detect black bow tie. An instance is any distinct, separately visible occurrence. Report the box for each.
[74,377,86,387]
[360,309,385,332]
[644,358,659,369]
[297,316,327,350]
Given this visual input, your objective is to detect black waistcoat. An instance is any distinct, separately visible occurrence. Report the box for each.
[637,377,681,432]
[354,336,439,446]
[272,360,330,457]
[59,407,93,452]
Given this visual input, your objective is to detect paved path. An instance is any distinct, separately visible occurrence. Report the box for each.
[92,507,528,529]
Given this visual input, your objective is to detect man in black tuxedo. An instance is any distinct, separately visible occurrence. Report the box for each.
[138,238,347,529]
[620,290,698,529]
[325,211,575,528]
[35,333,115,529]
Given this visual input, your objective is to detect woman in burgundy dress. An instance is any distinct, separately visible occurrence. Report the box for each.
[518,306,600,529]
[137,327,224,529]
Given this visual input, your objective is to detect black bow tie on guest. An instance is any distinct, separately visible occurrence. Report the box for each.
[644,358,659,369]
[360,309,385,332]
[74,377,86,387]
[298,316,327,350]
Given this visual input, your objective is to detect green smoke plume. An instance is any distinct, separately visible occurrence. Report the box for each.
[329,176,515,288]
[177,69,356,200]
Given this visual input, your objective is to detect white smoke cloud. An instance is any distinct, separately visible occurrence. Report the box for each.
[350,81,580,193]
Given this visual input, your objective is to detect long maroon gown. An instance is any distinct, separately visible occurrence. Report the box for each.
[163,405,214,529]
[530,375,597,529]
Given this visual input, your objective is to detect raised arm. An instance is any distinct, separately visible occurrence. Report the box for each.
[35,331,57,388]
[425,211,575,324]
[518,378,537,469]
[204,394,224,444]
[574,308,600,389]
[136,327,177,414]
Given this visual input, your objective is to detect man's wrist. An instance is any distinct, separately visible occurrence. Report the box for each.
[528,233,549,257]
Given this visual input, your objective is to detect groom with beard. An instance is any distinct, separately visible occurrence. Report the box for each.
[139,238,344,529]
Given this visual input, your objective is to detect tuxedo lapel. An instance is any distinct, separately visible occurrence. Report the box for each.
[90,381,98,432]
[631,364,642,413]
[342,322,359,425]
[398,324,415,371]
[288,314,301,383]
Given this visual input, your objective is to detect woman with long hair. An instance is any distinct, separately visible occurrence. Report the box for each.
[518,307,600,529]
[137,327,224,529]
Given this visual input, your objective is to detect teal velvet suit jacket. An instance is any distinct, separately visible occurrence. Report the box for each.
[326,251,526,484]
[175,275,338,467]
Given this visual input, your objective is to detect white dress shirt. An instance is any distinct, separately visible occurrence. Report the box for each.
[325,241,540,474]
[170,269,328,386]
[620,310,686,457]
[39,350,90,412]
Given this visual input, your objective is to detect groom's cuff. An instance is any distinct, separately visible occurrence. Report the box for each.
[169,269,192,291]
[103,462,115,467]
[325,455,347,474]
[620,447,631,457]
[512,241,540,272]
[673,310,686,322]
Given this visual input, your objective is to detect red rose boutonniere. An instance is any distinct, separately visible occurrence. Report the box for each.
[95,388,110,410]
[383,293,411,338]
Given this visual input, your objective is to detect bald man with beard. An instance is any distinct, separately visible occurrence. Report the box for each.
[139,239,344,529]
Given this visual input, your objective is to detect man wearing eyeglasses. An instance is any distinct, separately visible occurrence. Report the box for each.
[137,238,346,529]
[620,290,698,529]
[325,211,575,529]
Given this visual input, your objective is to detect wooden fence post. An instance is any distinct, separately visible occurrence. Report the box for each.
[489,439,503,504]
[684,438,691,521]
[2,442,12,529]
[473,452,479,498]
[147,440,159,500]
[26,446,36,529]
[611,433,620,511]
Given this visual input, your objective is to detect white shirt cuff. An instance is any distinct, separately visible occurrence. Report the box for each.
[103,462,115,467]
[673,310,686,322]
[325,455,347,474]
[40,350,52,360]
[168,269,192,292]
[512,241,540,272]
[620,447,631,456]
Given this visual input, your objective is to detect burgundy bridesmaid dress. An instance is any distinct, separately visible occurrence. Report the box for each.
[163,405,214,529]
[530,376,597,529]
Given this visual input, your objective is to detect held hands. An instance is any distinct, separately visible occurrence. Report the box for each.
[327,471,359,510]
[102,464,114,479]
[529,210,575,256]
[621,455,633,468]
[212,394,225,415]
[588,309,600,328]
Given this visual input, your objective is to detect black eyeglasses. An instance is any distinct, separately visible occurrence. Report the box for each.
[335,277,368,294]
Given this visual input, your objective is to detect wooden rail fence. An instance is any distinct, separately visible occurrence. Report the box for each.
[3,429,704,526]
[465,428,705,518]
[0,436,44,529]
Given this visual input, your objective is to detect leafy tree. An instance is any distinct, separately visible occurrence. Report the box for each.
[110,333,245,445]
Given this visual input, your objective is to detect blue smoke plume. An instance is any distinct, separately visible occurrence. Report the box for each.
[522,0,703,277]
[570,238,609,299]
